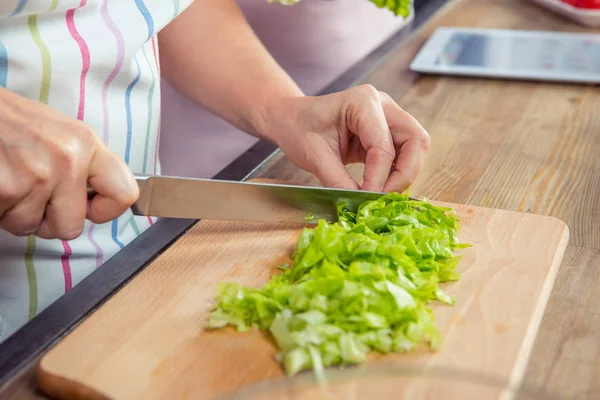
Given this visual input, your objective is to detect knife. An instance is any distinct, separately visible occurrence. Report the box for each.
[87,174,388,224]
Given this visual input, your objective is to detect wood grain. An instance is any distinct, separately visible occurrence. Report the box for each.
[522,246,600,400]
[252,1,600,397]
[37,203,568,400]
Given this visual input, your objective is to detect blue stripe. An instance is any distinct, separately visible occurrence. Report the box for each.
[122,1,155,165]
[0,41,7,87]
[124,57,141,165]
[134,0,154,41]
[10,0,28,16]
[111,220,125,249]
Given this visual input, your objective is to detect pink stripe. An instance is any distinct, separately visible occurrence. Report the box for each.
[60,0,92,290]
[66,1,90,120]
[88,224,103,267]
[61,241,73,291]
[100,0,125,144]
[68,0,103,270]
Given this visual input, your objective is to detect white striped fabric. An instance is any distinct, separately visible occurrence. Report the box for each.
[0,0,194,342]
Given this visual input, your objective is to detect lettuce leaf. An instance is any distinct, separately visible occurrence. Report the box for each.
[267,0,413,18]
[370,0,413,17]
[207,192,469,381]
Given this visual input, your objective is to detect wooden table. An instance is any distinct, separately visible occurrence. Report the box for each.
[1,0,600,398]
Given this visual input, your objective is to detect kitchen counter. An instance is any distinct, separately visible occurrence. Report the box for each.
[1,0,600,398]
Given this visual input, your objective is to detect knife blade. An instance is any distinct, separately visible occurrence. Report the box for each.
[88,175,389,224]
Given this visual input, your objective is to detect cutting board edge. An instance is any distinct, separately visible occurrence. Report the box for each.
[506,221,570,391]
[37,359,112,400]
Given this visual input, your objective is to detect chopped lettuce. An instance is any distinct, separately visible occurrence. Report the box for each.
[207,192,469,381]
[267,0,413,18]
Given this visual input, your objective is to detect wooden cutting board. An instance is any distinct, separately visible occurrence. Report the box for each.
[36,201,569,400]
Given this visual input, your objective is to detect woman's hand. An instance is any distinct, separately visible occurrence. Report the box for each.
[263,85,430,193]
[0,88,139,240]
[157,0,428,192]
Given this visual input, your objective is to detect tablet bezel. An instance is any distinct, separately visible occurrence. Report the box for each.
[409,27,600,84]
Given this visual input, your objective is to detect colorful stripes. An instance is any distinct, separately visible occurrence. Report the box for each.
[27,15,52,104]
[25,13,52,317]
[66,1,90,120]
[62,0,89,291]
[10,0,28,17]
[61,242,73,291]
[123,57,143,235]
[111,220,125,249]
[88,224,103,268]
[125,0,155,165]
[124,57,141,165]
[4,0,180,323]
[135,0,154,41]
[133,2,157,228]
[67,0,103,270]
[25,237,37,319]
[100,0,125,145]
[0,41,7,87]
[100,0,128,250]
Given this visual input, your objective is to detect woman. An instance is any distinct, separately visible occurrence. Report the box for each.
[0,0,429,342]
[160,0,413,178]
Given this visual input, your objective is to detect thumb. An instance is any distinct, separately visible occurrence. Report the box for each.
[312,148,360,190]
[87,147,139,224]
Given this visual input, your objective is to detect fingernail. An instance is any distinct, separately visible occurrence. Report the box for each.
[65,229,83,239]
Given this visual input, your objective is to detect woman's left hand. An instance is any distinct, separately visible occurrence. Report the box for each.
[262,85,431,193]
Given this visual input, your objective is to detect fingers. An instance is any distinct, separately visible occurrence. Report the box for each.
[0,142,50,237]
[378,91,430,151]
[0,145,25,219]
[312,148,360,190]
[0,90,138,240]
[378,91,430,193]
[346,85,395,192]
[36,171,88,240]
[87,146,139,224]
[1,186,53,237]
[383,139,425,192]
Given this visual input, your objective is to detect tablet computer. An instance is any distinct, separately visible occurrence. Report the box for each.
[409,27,600,84]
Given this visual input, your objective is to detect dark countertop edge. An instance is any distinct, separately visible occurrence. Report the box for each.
[0,0,448,389]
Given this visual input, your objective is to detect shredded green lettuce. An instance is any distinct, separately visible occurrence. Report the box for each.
[267,0,413,18]
[207,192,469,381]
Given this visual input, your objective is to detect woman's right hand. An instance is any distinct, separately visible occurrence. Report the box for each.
[0,88,139,240]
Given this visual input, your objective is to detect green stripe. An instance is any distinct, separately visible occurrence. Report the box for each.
[50,0,59,11]
[25,237,37,319]
[26,14,53,319]
[130,218,140,236]
[28,15,52,104]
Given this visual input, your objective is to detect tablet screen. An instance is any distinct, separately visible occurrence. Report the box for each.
[436,31,600,74]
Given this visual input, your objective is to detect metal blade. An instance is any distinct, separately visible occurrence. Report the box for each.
[132,175,386,224]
